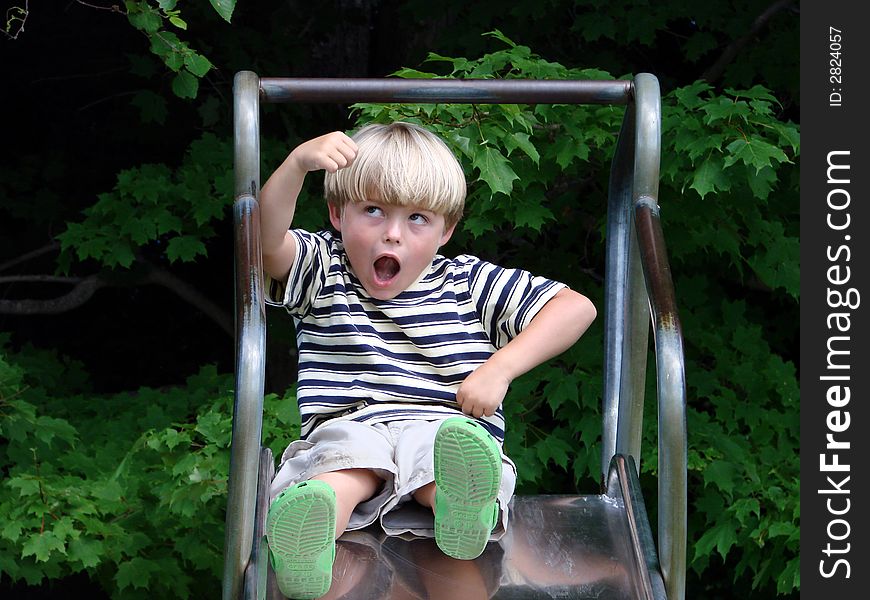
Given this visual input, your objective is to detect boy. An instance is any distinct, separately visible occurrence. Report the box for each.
[260,122,597,599]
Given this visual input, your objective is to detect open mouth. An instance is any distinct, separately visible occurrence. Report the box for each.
[373,255,400,284]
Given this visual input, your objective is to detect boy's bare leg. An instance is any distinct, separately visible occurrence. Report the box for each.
[313,468,382,537]
[413,481,437,512]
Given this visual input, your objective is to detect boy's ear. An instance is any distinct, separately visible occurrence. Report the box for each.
[439,222,457,247]
[327,202,342,231]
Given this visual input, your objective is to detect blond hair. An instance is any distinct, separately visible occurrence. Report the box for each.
[324,122,466,228]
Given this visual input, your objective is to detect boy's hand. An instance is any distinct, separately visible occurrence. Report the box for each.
[455,362,511,418]
[290,131,358,174]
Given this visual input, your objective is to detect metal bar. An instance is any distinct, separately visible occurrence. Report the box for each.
[615,75,657,473]
[601,104,635,484]
[633,74,686,600]
[606,455,668,600]
[635,196,687,600]
[242,447,275,600]
[616,205,650,472]
[631,72,686,600]
[259,77,632,105]
[224,71,267,600]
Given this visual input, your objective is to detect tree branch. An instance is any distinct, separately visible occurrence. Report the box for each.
[0,275,80,285]
[3,1,29,40]
[0,264,234,338]
[701,0,796,84]
[0,275,104,315]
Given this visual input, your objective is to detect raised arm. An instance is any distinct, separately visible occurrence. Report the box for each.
[259,131,358,282]
[456,288,597,418]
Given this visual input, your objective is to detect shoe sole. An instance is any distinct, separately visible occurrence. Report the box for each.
[433,417,502,560]
[266,480,336,599]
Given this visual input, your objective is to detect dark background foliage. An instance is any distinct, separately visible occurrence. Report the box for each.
[1,0,799,390]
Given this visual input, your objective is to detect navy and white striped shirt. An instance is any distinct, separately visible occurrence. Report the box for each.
[266,230,565,443]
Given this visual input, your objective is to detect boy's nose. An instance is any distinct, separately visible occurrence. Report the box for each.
[384,220,402,243]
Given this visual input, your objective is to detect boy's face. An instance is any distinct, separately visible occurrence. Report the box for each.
[329,199,456,300]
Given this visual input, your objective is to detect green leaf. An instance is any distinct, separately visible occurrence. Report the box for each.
[116,557,158,590]
[472,147,519,197]
[423,53,470,74]
[544,374,579,412]
[726,85,780,104]
[155,210,184,234]
[271,395,301,428]
[168,16,187,30]
[513,201,553,231]
[777,557,800,594]
[703,459,737,496]
[195,412,230,446]
[553,136,589,169]
[166,235,207,262]
[746,165,777,199]
[1,520,22,542]
[8,476,41,497]
[92,479,124,503]
[535,435,573,470]
[22,532,66,562]
[724,138,790,173]
[703,97,750,124]
[163,48,185,72]
[184,53,213,78]
[771,122,800,153]
[446,131,474,159]
[127,9,161,34]
[579,14,615,42]
[695,521,738,560]
[172,70,199,99]
[52,517,77,542]
[34,415,77,447]
[503,132,540,165]
[731,498,761,523]
[131,90,168,125]
[768,521,798,539]
[673,80,713,109]
[160,427,189,450]
[392,67,437,79]
[483,29,517,48]
[111,239,136,269]
[209,0,236,22]
[68,537,103,568]
[689,158,730,199]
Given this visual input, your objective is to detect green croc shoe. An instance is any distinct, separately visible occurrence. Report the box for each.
[266,480,337,599]
[433,417,502,560]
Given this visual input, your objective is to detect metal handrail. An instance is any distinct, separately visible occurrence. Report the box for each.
[225,71,265,600]
[635,194,688,600]
[630,75,687,600]
[226,73,686,600]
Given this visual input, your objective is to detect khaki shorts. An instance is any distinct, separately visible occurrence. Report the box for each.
[270,418,517,540]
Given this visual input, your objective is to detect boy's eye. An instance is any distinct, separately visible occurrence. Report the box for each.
[364,205,383,216]
[409,213,429,224]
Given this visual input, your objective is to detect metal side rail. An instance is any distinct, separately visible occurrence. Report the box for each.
[634,196,687,600]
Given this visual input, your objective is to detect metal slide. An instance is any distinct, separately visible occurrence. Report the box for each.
[225,74,687,600]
